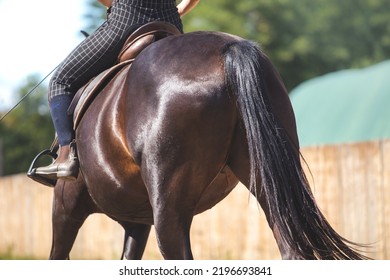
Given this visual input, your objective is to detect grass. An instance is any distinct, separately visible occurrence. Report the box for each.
[0,247,37,260]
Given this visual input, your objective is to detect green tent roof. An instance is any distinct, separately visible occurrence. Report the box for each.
[290,60,390,147]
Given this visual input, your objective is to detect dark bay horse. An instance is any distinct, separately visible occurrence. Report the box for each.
[49,31,368,260]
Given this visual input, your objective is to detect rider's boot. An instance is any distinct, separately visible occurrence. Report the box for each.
[33,141,79,180]
[33,94,79,180]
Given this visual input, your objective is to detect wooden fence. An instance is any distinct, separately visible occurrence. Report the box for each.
[0,139,389,259]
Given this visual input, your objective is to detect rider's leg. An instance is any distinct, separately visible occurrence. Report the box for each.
[32,14,140,181]
[33,94,79,180]
[50,95,74,147]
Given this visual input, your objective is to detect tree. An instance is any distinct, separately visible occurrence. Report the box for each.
[0,75,54,176]
[183,0,390,90]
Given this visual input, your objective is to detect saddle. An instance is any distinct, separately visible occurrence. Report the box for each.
[70,21,181,129]
[27,21,181,187]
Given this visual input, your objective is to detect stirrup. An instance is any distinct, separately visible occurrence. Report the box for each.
[27,138,59,187]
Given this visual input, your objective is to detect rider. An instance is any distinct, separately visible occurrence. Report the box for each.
[33,0,200,182]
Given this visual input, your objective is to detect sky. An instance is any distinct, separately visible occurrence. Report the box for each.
[0,0,87,110]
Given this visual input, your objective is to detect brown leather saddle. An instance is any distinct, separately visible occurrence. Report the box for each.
[27,21,181,187]
[70,21,181,129]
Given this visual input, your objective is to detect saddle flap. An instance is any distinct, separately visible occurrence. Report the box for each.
[71,61,133,129]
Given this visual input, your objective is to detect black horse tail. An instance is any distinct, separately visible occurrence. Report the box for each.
[221,40,368,259]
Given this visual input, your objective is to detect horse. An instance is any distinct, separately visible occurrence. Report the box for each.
[47,29,368,260]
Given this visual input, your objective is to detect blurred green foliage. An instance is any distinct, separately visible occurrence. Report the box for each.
[0,76,54,175]
[182,0,390,89]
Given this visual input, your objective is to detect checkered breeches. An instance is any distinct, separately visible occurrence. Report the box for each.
[48,0,183,100]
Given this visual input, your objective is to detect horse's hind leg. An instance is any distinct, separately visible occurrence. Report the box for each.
[119,222,151,260]
[145,176,195,259]
[49,177,95,259]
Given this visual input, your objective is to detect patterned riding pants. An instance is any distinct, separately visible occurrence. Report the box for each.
[48,0,183,101]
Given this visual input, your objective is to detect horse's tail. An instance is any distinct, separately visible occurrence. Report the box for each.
[221,40,368,259]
